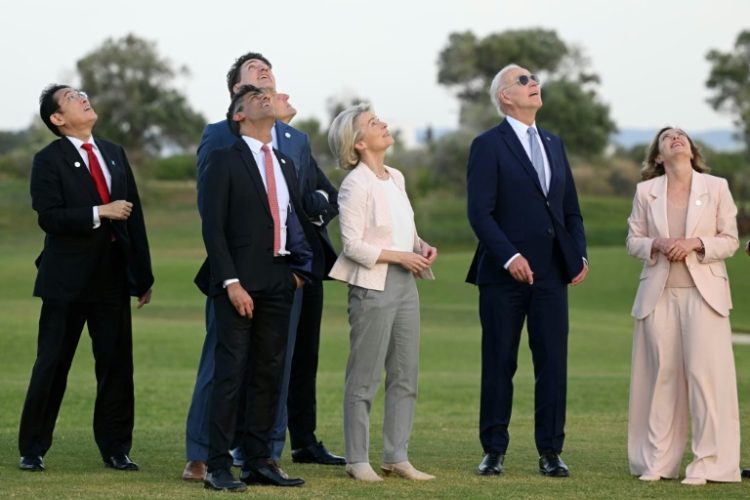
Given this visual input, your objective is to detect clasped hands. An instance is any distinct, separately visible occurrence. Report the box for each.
[398,242,438,274]
[652,237,702,262]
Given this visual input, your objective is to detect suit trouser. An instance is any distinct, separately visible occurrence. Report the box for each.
[628,287,740,482]
[19,296,134,459]
[206,290,292,473]
[343,265,420,464]
[478,273,568,455]
[185,290,301,461]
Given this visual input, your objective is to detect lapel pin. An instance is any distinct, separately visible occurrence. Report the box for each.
[696,200,702,206]
[74,161,81,168]
[285,132,291,139]
[546,136,551,141]
[111,160,115,166]
[280,158,286,164]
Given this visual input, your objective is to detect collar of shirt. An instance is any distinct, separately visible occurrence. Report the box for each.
[65,135,111,183]
[504,115,550,189]
[242,135,271,156]
[66,134,95,152]
[505,115,538,147]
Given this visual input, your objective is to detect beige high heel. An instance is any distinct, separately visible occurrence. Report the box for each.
[345,462,383,482]
[381,461,435,480]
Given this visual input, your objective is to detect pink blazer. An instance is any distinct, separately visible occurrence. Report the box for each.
[328,162,434,291]
[626,172,738,319]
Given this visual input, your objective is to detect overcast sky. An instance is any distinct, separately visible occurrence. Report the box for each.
[1,0,747,138]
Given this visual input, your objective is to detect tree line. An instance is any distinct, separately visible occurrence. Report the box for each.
[0,29,748,224]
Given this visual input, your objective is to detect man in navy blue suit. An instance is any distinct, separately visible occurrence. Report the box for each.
[466,64,588,478]
[183,52,341,481]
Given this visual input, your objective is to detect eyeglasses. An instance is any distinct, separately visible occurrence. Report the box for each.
[61,90,88,105]
[506,74,540,88]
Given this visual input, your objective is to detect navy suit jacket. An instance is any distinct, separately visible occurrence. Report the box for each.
[466,119,587,285]
[196,119,337,279]
[30,137,153,301]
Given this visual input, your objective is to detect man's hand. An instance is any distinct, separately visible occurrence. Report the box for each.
[398,252,431,274]
[227,282,254,318]
[419,241,438,265]
[292,273,304,289]
[508,255,534,285]
[99,200,133,220]
[571,262,588,286]
[136,288,152,309]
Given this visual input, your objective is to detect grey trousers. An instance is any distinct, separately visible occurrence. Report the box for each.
[343,265,421,464]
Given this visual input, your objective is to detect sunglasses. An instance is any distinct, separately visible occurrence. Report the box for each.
[510,74,540,87]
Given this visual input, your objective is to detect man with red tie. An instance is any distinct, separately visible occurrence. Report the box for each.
[18,84,154,472]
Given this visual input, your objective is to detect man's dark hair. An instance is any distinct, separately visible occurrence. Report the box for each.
[39,84,70,137]
[226,84,263,136]
[226,52,272,97]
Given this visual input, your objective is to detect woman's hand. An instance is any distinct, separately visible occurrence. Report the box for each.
[397,252,431,274]
[652,237,676,255]
[419,240,438,265]
[666,238,702,262]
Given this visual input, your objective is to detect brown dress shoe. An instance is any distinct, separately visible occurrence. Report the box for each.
[182,460,207,481]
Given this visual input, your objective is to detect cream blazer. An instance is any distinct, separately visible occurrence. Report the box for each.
[626,172,738,319]
[328,162,434,291]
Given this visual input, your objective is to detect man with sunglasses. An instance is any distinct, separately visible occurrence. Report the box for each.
[19,84,154,472]
[466,64,588,478]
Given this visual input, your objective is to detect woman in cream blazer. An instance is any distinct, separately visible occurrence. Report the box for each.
[328,103,436,482]
[626,127,740,485]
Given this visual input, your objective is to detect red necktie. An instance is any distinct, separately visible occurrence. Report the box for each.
[81,143,110,204]
[261,144,281,255]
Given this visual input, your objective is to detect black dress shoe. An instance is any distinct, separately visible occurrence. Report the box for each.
[477,453,504,475]
[19,455,45,471]
[742,468,750,478]
[241,461,304,487]
[291,441,346,465]
[539,453,569,477]
[103,454,139,471]
[204,469,247,492]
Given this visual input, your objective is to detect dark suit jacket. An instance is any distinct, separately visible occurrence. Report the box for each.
[195,138,314,297]
[30,137,153,301]
[466,119,587,285]
[197,119,338,278]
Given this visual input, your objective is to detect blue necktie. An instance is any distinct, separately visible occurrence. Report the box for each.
[527,127,547,195]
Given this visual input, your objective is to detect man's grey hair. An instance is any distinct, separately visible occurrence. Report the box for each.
[489,63,521,115]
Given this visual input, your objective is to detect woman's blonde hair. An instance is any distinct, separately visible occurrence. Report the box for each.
[328,103,371,170]
[641,126,709,180]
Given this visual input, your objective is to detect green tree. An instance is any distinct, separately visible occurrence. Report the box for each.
[706,30,750,159]
[76,33,205,164]
[437,28,616,157]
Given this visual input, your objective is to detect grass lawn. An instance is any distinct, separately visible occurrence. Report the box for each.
[0,179,749,498]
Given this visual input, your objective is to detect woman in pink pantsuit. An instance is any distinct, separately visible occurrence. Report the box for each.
[626,127,740,486]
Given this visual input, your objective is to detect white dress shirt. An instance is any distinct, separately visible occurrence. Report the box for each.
[66,135,111,228]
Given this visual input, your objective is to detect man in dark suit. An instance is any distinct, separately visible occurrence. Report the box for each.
[466,64,588,478]
[183,52,341,482]
[198,84,314,491]
[18,84,153,472]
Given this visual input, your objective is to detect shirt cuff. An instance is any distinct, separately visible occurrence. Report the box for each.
[315,189,329,202]
[223,278,239,288]
[503,253,521,270]
[93,206,101,229]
